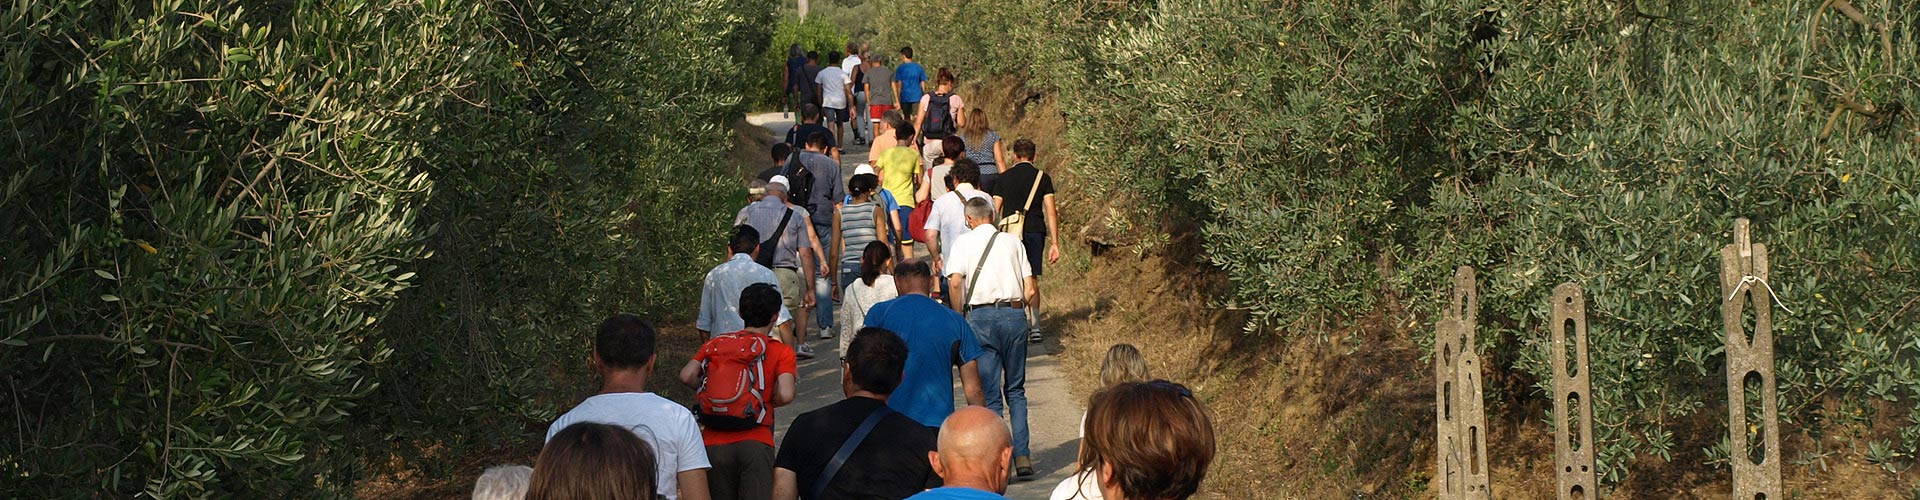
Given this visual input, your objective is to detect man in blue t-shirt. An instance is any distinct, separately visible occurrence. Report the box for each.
[862,258,984,427]
[893,46,928,124]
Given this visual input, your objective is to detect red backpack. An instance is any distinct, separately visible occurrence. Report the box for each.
[695,333,771,431]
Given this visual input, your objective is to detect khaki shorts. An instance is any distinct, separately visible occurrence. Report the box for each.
[774,267,806,311]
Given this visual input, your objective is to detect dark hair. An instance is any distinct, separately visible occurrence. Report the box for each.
[828,51,842,63]
[951,158,981,186]
[739,282,782,329]
[893,120,915,140]
[801,103,820,121]
[1077,381,1215,500]
[771,142,792,162]
[1012,138,1036,160]
[729,224,760,257]
[936,68,955,86]
[846,327,909,395]
[848,173,879,198]
[789,43,805,59]
[595,314,657,369]
[899,46,914,59]
[940,134,967,160]
[894,258,932,279]
[807,131,831,149]
[528,422,658,500]
[859,241,891,286]
[806,50,819,61]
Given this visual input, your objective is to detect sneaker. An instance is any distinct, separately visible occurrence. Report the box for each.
[1027,328,1043,344]
[819,329,834,340]
[1014,456,1035,478]
[796,344,816,359]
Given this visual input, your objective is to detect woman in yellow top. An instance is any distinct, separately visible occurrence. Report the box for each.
[872,110,922,259]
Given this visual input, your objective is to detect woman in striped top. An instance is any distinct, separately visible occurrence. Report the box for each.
[830,171,892,309]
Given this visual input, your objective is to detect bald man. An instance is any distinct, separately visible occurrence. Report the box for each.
[904,406,1014,500]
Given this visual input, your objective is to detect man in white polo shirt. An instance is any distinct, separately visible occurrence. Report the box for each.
[942,196,1038,478]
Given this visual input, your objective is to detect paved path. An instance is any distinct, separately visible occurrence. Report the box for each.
[749,112,1084,500]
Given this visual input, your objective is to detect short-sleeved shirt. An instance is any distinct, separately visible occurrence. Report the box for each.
[774,397,942,500]
[802,64,826,103]
[786,56,810,93]
[924,186,992,259]
[841,55,864,91]
[865,65,897,105]
[875,146,922,204]
[697,253,794,334]
[816,66,849,109]
[736,198,812,269]
[796,151,844,228]
[989,162,1056,236]
[963,131,1000,168]
[946,225,1032,305]
[787,123,839,152]
[895,62,928,103]
[547,393,712,500]
[919,93,965,131]
[694,331,797,448]
[906,487,1013,500]
[863,294,984,427]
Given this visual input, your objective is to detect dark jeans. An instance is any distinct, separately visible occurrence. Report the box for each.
[707,441,774,500]
[969,305,1031,458]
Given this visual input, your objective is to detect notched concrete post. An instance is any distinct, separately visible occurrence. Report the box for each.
[1553,283,1597,500]
[1722,218,1782,500]
[1437,266,1490,500]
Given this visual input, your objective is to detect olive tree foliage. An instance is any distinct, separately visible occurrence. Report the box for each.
[882,0,1920,487]
[2,0,771,497]
[0,0,462,496]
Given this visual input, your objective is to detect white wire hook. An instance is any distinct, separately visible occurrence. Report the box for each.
[1725,275,1794,314]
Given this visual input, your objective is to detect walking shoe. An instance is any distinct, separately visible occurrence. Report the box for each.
[796,343,816,359]
[1014,456,1035,478]
[818,329,834,340]
[1027,327,1044,344]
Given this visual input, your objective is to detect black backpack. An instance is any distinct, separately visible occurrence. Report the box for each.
[924,93,956,137]
[783,154,816,213]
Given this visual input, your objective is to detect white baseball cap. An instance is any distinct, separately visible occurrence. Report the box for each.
[768,175,790,190]
[853,163,876,176]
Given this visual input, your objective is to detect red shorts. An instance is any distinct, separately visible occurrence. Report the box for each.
[869,104,896,121]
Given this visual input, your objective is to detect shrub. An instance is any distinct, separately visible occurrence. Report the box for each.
[750,15,849,110]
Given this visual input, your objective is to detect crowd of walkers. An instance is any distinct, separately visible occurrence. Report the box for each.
[469,43,1214,500]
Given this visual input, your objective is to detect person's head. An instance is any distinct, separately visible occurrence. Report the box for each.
[941,134,967,161]
[846,41,860,57]
[789,43,804,59]
[963,197,995,228]
[892,258,933,296]
[801,103,821,123]
[891,115,915,141]
[594,314,657,374]
[738,282,781,330]
[961,108,990,141]
[771,142,792,166]
[806,50,819,63]
[1079,381,1216,500]
[936,68,956,89]
[828,51,842,64]
[1012,138,1037,162]
[527,422,658,500]
[858,241,892,287]
[849,173,879,201]
[729,224,760,256]
[930,406,1014,494]
[1100,344,1151,388]
[746,178,767,203]
[900,46,914,60]
[860,41,871,54]
[765,175,790,202]
[806,131,831,151]
[868,53,885,66]
[843,327,909,397]
[472,465,533,500]
[951,158,981,187]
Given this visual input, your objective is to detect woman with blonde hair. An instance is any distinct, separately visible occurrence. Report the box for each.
[1052,344,1155,500]
[957,108,1007,191]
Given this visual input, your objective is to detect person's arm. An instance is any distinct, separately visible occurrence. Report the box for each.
[1044,193,1062,263]
[993,141,1007,173]
[800,243,817,309]
[1024,276,1039,304]
[831,206,845,301]
[947,272,967,313]
[913,97,928,142]
[678,358,703,389]
[773,468,800,500]
[959,359,986,406]
[892,80,902,107]
[810,222,831,279]
[677,470,712,500]
[773,372,797,407]
[925,228,942,274]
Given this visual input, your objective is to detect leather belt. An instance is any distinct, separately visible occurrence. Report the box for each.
[970,299,1026,309]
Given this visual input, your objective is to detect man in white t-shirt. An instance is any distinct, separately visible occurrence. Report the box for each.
[923,158,992,299]
[547,315,713,500]
[840,42,866,145]
[814,51,853,148]
[943,197,1038,478]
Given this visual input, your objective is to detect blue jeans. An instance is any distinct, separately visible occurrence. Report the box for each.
[813,225,835,333]
[968,305,1031,458]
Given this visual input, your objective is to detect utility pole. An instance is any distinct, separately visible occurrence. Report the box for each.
[797,0,808,18]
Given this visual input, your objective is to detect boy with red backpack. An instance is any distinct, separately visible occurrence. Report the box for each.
[680,282,798,500]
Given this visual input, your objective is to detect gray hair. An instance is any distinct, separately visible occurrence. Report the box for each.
[964,197,995,222]
[472,464,533,500]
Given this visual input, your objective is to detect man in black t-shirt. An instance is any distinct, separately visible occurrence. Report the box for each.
[988,139,1060,344]
[773,328,940,500]
[785,104,840,162]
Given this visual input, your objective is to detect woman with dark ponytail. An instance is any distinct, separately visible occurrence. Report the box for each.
[835,241,897,354]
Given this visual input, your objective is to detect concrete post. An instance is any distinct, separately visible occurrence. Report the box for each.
[1437,266,1490,500]
[1553,283,1597,499]
[1722,218,1782,500]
